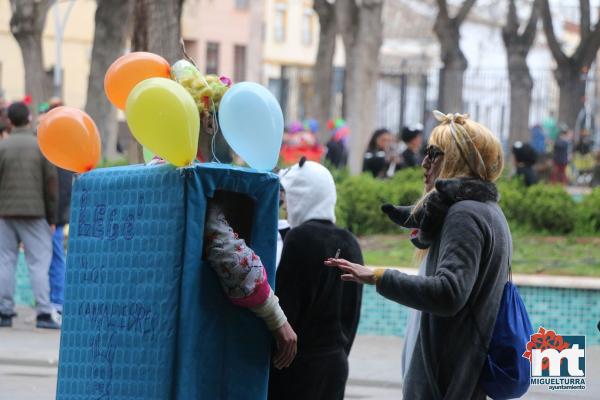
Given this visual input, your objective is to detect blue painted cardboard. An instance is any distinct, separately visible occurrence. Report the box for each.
[56,163,279,400]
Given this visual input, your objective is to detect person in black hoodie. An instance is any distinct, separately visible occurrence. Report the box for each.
[269,158,363,400]
[401,125,424,168]
[512,141,539,186]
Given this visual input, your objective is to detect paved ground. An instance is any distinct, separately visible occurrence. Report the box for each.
[1,306,598,399]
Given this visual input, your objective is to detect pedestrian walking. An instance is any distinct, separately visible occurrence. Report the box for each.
[0,102,60,329]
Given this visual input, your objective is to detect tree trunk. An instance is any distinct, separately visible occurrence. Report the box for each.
[146,0,183,63]
[312,0,336,144]
[503,0,539,148]
[337,0,384,176]
[129,0,183,163]
[86,0,134,160]
[540,0,600,131]
[437,53,467,113]
[9,0,52,116]
[435,21,467,113]
[507,60,533,146]
[556,65,586,129]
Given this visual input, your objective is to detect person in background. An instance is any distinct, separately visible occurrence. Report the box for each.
[401,125,424,168]
[270,158,363,400]
[530,125,546,156]
[0,116,10,140]
[44,100,73,315]
[325,124,349,169]
[363,128,399,178]
[542,111,559,142]
[512,141,539,186]
[0,102,60,329]
[551,126,571,185]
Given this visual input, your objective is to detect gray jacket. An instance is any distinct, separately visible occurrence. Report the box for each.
[378,179,511,400]
[0,126,58,224]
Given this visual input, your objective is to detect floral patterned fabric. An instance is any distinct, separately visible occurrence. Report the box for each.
[204,205,270,308]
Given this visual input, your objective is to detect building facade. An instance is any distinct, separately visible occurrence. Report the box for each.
[181,0,264,83]
[0,0,95,109]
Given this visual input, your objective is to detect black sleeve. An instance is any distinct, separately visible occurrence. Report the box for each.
[275,229,306,329]
[376,209,484,317]
[43,159,58,225]
[340,235,364,355]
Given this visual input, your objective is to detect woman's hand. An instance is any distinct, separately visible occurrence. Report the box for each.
[272,321,297,370]
[324,258,376,285]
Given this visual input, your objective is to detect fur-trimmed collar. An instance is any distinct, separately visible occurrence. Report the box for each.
[381,178,498,249]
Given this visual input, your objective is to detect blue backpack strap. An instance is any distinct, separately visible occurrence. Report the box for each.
[467,242,512,353]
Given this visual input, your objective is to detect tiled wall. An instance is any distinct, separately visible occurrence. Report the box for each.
[357,284,600,345]
[15,253,600,344]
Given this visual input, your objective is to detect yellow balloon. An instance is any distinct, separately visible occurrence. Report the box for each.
[125,77,199,167]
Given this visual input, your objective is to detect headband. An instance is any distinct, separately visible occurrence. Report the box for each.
[432,110,487,180]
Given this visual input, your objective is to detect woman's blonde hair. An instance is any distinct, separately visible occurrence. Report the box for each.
[428,111,504,182]
[411,111,504,263]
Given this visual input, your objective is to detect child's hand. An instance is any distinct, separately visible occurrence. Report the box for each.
[272,321,297,369]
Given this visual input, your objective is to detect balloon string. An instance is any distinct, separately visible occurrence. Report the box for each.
[181,37,222,164]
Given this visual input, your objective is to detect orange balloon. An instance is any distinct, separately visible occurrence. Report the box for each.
[104,52,171,110]
[37,107,101,173]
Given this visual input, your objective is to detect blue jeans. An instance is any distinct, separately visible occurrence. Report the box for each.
[49,224,66,309]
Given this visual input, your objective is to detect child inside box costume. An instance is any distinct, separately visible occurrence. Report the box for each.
[56,163,284,400]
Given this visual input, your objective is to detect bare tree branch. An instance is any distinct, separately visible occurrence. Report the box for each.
[580,0,591,37]
[540,0,568,65]
[336,0,360,45]
[314,0,333,17]
[522,0,540,49]
[578,23,600,66]
[455,0,477,26]
[503,0,518,40]
[436,0,449,19]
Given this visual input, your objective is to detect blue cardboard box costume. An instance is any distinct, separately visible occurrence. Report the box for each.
[56,163,279,400]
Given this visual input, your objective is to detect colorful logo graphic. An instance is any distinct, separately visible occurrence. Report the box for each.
[523,327,586,391]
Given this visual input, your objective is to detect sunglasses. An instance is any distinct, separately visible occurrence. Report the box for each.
[424,145,444,161]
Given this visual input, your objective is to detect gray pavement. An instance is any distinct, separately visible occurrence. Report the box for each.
[1,306,598,399]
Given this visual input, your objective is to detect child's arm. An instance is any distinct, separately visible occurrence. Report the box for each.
[205,205,297,368]
[204,205,288,329]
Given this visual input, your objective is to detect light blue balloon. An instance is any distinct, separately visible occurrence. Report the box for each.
[218,82,284,170]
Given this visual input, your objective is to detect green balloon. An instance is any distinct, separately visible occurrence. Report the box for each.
[143,147,155,163]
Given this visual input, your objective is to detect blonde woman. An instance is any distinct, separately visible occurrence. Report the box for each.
[326,111,510,400]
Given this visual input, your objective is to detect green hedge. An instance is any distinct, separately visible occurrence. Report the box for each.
[334,167,599,236]
[336,169,423,236]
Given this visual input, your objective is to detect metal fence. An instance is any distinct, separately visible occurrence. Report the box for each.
[270,64,600,145]
[376,67,565,144]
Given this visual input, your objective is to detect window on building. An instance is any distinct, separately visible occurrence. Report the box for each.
[235,0,249,10]
[234,45,247,83]
[274,3,287,43]
[205,42,220,75]
[302,9,314,46]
